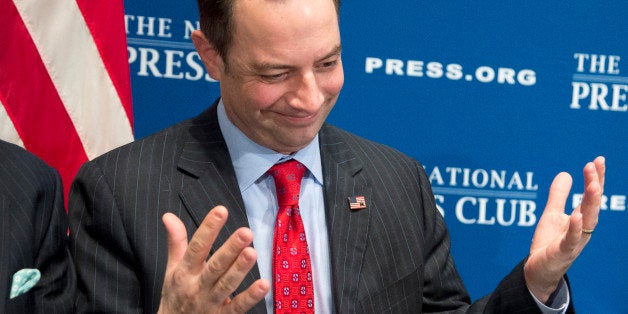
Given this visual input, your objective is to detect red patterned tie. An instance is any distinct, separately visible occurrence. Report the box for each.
[268,160,314,313]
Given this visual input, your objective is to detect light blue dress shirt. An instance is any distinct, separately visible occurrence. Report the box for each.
[217,101,333,313]
[216,99,567,313]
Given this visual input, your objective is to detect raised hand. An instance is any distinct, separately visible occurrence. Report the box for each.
[524,156,605,302]
[158,206,270,313]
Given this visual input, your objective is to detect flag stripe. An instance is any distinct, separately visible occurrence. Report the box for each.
[12,0,134,160]
[0,0,90,199]
[76,0,134,127]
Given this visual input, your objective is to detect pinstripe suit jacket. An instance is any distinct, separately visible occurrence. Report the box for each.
[0,140,76,313]
[69,103,573,313]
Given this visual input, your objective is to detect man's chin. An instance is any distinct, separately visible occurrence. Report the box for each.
[272,134,318,154]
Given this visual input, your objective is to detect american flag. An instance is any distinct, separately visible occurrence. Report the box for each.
[348,195,367,210]
[0,0,134,203]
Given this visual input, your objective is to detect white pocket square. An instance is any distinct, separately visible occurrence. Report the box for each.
[10,268,40,299]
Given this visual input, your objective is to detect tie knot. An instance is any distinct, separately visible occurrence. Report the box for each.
[268,159,306,207]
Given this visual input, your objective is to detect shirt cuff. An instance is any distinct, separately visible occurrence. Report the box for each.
[529,278,570,314]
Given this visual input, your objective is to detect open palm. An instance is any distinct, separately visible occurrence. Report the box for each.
[524,157,605,302]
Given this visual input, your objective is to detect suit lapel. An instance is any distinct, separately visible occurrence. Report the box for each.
[174,112,371,312]
[319,124,372,311]
[176,103,264,311]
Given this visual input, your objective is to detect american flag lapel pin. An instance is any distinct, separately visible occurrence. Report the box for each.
[347,195,367,211]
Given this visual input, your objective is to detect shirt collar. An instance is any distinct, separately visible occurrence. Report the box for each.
[217,99,323,192]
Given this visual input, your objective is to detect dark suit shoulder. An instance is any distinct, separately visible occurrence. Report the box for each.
[319,123,424,169]
[91,116,194,164]
[0,140,58,181]
[86,103,221,172]
[0,140,60,204]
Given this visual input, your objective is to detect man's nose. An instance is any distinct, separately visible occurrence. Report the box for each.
[288,72,324,111]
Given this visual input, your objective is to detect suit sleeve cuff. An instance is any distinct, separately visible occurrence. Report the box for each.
[529,278,570,314]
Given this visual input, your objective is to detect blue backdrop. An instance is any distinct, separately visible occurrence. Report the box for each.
[123,1,627,312]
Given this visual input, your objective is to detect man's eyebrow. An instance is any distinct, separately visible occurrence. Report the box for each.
[317,45,342,62]
[251,62,292,73]
[251,45,342,72]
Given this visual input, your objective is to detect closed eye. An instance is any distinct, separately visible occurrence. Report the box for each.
[260,72,289,83]
[317,59,339,71]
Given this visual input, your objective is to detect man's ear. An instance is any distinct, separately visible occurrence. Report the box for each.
[191,30,224,81]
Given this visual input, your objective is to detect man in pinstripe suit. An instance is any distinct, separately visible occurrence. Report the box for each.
[0,139,76,312]
[69,0,605,312]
